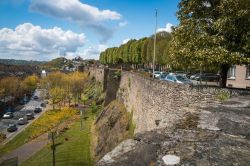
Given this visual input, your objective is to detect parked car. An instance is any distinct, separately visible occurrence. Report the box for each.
[7,124,17,132]
[40,102,46,107]
[33,96,39,100]
[19,99,25,105]
[2,112,14,119]
[26,113,34,120]
[153,71,161,78]
[160,72,168,80]
[34,107,42,113]
[190,74,200,80]
[185,72,194,79]
[17,117,28,125]
[162,73,193,85]
[195,73,220,82]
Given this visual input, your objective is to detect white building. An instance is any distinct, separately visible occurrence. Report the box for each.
[41,70,47,78]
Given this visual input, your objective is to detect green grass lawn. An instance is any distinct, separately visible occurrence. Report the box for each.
[21,110,95,166]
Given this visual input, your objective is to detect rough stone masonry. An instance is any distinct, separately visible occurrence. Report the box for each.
[88,68,250,166]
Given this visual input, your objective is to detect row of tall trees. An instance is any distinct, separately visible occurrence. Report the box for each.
[100,0,249,87]
[40,72,87,109]
[100,31,172,70]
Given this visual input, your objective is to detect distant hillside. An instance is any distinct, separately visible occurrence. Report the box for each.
[40,57,71,71]
[0,59,44,65]
[0,63,40,78]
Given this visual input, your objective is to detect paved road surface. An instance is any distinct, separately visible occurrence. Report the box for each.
[0,89,49,145]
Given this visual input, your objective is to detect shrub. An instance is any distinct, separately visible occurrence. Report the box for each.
[126,110,136,136]
[113,70,121,78]
[216,90,230,102]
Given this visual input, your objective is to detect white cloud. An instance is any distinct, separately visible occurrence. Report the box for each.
[78,44,108,60]
[157,23,173,33]
[122,38,130,44]
[0,23,86,60]
[29,0,122,42]
[119,21,128,27]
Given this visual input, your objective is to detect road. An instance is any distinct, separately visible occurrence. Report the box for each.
[0,89,50,145]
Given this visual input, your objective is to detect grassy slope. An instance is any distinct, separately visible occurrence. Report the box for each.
[1,79,103,165]
[21,110,94,166]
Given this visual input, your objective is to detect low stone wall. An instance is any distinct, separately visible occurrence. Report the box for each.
[90,68,249,134]
[116,72,216,133]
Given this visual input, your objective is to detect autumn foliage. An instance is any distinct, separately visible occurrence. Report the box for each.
[28,107,78,140]
[41,71,87,108]
[0,74,39,103]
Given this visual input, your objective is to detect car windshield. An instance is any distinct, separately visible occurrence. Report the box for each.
[176,75,188,81]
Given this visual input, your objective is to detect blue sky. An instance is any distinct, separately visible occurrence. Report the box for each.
[0,0,180,60]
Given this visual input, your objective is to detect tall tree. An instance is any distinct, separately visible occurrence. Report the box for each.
[170,0,250,87]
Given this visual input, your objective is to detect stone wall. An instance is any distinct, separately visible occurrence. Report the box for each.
[90,68,249,134]
[103,69,121,106]
[116,72,215,133]
[87,67,108,91]
[88,67,105,84]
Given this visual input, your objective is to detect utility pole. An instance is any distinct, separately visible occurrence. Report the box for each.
[152,9,158,79]
[80,109,83,130]
[51,132,56,166]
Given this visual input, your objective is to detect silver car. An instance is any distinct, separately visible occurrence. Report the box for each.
[162,74,193,85]
[2,112,14,119]
[17,117,28,125]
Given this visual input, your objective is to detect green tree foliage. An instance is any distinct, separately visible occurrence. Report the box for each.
[41,57,68,71]
[170,0,250,87]
[100,32,173,70]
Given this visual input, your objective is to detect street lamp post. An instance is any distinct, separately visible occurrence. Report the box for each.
[152,9,158,79]
[80,109,83,130]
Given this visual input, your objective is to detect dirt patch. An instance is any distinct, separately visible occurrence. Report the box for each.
[176,113,199,129]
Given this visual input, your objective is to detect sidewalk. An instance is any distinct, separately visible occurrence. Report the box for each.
[0,133,48,164]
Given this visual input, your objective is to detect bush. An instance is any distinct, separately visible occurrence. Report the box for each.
[113,70,121,78]
[216,90,230,102]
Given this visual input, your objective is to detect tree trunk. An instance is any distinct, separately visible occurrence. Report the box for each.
[219,64,229,88]
[52,100,55,110]
[74,96,76,106]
